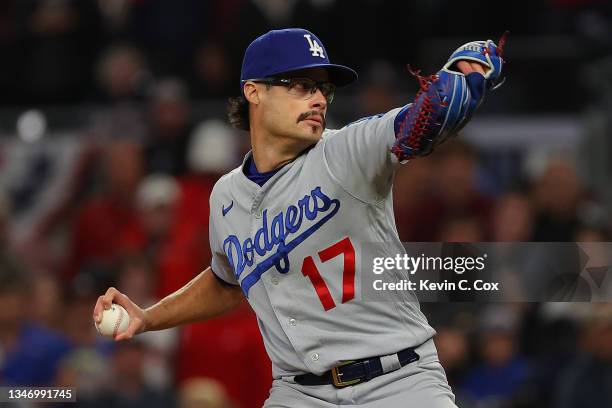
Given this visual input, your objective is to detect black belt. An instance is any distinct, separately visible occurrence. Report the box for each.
[294,346,420,388]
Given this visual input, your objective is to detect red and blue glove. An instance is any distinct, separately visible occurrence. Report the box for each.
[392,32,508,162]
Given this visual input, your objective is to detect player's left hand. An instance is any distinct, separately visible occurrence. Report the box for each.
[456,60,487,76]
[443,31,508,91]
[391,32,508,161]
[438,31,508,128]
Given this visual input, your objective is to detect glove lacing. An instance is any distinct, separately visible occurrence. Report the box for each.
[391,65,447,160]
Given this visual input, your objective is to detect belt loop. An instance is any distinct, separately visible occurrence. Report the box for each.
[282,376,297,384]
[363,360,373,381]
[380,353,402,373]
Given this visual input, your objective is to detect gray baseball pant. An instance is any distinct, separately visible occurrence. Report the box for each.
[264,338,457,407]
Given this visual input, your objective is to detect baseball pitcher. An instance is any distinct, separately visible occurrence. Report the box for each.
[94,28,507,407]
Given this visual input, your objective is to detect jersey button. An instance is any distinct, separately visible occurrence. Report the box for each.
[254,209,263,219]
[289,318,297,326]
[311,353,320,361]
[271,276,279,285]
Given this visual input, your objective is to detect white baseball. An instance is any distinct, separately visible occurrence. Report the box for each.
[95,303,130,338]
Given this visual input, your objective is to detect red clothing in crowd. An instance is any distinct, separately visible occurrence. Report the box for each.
[118,174,217,298]
[176,304,272,408]
[118,217,208,299]
[396,191,493,242]
[64,195,139,282]
[174,175,272,407]
[176,174,217,228]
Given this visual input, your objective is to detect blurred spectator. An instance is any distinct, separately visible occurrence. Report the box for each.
[96,0,132,35]
[29,272,64,331]
[459,305,533,406]
[434,326,469,390]
[95,43,151,102]
[97,340,176,408]
[55,348,109,402]
[144,79,194,176]
[398,141,493,241]
[186,120,240,177]
[438,216,485,242]
[178,119,239,246]
[393,157,435,241]
[134,174,181,248]
[531,157,587,241]
[117,255,179,390]
[490,192,534,241]
[179,378,236,408]
[191,41,234,99]
[90,42,150,153]
[63,139,143,286]
[116,255,157,308]
[0,271,71,385]
[555,305,612,408]
[13,0,107,103]
[357,61,402,116]
[124,0,211,77]
[251,0,299,27]
[118,174,206,298]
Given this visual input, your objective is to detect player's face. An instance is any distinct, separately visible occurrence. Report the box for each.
[257,68,331,144]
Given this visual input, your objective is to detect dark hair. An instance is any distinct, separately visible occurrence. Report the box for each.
[227,96,250,131]
[227,82,273,131]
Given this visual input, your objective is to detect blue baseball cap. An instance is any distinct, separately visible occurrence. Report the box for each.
[240,28,358,89]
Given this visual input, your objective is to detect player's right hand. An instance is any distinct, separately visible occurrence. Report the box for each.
[93,287,148,341]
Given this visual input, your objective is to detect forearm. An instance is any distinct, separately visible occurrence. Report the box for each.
[143,267,244,332]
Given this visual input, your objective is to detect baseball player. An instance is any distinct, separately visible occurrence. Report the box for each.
[94,28,506,407]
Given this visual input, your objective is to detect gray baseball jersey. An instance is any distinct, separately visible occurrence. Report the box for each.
[209,107,436,379]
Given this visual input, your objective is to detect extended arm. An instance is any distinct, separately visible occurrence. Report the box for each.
[392,33,508,161]
[93,267,244,340]
[318,33,508,203]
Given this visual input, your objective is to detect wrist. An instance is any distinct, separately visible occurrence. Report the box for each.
[141,307,154,332]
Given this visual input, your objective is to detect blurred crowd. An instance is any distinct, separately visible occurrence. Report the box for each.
[393,141,612,408]
[0,0,610,108]
[0,1,612,408]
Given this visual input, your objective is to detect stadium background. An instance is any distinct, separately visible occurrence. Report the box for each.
[0,0,611,407]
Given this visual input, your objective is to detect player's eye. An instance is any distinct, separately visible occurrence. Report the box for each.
[288,78,317,95]
[286,78,335,104]
[318,83,336,103]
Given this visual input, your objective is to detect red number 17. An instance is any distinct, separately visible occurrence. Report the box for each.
[301,237,355,311]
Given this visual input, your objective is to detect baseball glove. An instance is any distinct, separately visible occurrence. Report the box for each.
[391,32,508,162]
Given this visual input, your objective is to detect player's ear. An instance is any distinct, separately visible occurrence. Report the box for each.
[243,82,261,105]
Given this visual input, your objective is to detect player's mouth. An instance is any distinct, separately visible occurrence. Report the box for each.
[304,117,323,126]
[298,112,326,128]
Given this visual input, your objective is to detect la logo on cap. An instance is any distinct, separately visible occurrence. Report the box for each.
[304,34,325,58]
